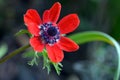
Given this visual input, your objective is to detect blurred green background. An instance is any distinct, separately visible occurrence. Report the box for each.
[0,0,120,80]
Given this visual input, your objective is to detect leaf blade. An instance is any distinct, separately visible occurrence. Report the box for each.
[68,31,120,80]
[15,29,31,37]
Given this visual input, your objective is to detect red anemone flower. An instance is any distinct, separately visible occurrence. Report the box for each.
[24,2,80,63]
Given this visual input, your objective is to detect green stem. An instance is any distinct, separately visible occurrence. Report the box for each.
[0,44,30,63]
[68,31,120,80]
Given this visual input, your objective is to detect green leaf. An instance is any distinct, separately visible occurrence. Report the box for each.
[68,31,113,45]
[28,52,39,66]
[42,49,51,74]
[0,43,8,58]
[68,31,120,80]
[15,29,31,37]
[52,62,63,75]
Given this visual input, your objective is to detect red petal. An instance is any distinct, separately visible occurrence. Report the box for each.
[46,44,64,63]
[24,9,42,36]
[58,14,80,34]
[24,9,42,25]
[57,37,79,52]
[49,2,61,23]
[30,36,44,52]
[27,23,40,36]
[43,10,50,23]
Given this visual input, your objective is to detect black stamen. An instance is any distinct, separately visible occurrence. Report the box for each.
[40,22,60,45]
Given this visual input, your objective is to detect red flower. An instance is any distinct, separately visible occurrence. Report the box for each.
[24,2,80,63]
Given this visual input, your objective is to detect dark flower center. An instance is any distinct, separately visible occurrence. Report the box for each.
[39,22,60,45]
[47,27,57,36]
